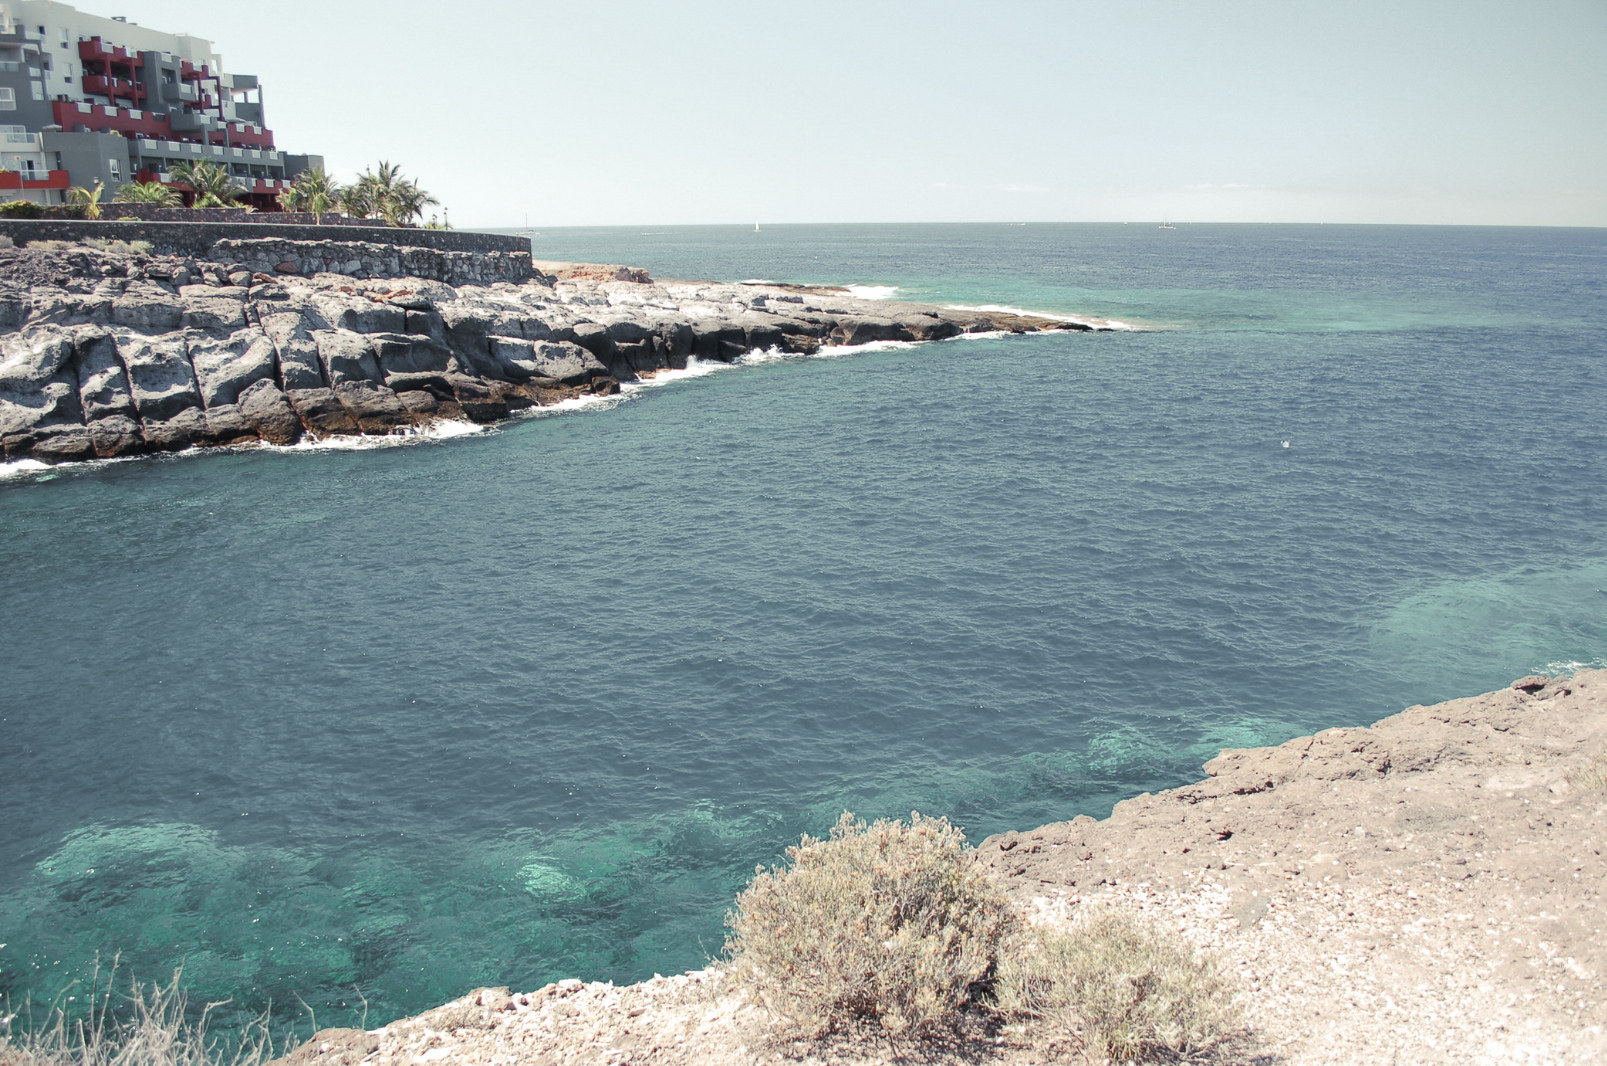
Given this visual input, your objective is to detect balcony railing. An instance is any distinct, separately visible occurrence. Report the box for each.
[0,168,70,190]
[78,37,143,66]
[82,73,145,100]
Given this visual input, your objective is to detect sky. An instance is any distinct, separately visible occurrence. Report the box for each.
[95,0,1607,228]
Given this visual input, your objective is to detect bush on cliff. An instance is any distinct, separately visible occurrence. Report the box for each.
[726,811,1239,1058]
[995,911,1239,1061]
[724,811,1017,1037]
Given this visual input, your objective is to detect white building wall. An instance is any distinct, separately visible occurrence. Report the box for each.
[0,0,225,103]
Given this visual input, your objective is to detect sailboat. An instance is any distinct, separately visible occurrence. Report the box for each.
[1158,215,1176,230]
[754,221,761,233]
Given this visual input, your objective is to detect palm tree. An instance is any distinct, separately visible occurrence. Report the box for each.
[167,160,247,208]
[348,161,439,227]
[113,181,181,206]
[377,179,438,228]
[68,181,106,219]
[279,166,340,224]
[338,181,374,220]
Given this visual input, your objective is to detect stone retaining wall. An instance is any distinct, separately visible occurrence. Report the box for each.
[207,238,533,285]
[0,219,528,258]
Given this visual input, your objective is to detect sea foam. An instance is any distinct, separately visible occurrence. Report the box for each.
[945,303,1135,331]
[847,285,899,301]
[0,458,51,480]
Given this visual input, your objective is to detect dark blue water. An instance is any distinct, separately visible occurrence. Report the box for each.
[2,224,1603,1036]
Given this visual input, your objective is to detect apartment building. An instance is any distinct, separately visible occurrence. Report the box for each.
[0,1,321,207]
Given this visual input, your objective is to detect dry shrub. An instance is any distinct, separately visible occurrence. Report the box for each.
[0,963,269,1066]
[80,239,154,256]
[1569,752,1607,792]
[725,811,1017,1037]
[996,912,1238,1062]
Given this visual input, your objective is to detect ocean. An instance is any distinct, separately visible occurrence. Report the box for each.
[1,222,1603,1038]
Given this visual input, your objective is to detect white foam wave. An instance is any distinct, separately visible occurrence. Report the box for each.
[1540,658,1607,677]
[735,339,920,367]
[0,457,52,480]
[624,357,736,390]
[819,339,920,357]
[514,391,621,418]
[847,285,899,301]
[270,420,488,453]
[945,303,1135,331]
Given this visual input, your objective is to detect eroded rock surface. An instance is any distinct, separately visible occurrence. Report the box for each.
[980,670,1607,1065]
[0,242,1116,465]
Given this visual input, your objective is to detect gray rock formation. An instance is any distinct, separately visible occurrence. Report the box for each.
[0,241,1119,465]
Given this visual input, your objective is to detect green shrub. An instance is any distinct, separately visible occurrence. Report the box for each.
[995,912,1239,1062]
[0,199,42,218]
[724,811,1017,1037]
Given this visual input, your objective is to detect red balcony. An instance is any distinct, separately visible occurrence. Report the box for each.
[78,37,144,67]
[216,124,275,150]
[53,100,176,140]
[0,169,71,191]
[81,73,146,103]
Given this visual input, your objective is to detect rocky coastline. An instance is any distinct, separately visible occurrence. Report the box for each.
[0,239,1116,467]
[274,671,1606,1065]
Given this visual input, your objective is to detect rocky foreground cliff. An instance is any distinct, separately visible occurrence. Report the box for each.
[0,239,1110,465]
[275,672,1607,1065]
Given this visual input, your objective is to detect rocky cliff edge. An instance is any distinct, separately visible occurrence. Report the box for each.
[275,671,1607,1065]
[0,241,1115,466]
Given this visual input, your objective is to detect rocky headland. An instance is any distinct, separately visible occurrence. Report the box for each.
[0,239,1114,466]
[273,671,1607,1065]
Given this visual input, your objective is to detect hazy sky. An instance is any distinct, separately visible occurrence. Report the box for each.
[101,0,1606,227]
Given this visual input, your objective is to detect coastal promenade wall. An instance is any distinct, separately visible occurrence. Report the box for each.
[0,220,529,259]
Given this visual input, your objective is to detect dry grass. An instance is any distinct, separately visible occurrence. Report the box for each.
[995,912,1240,1062]
[1569,752,1607,792]
[15,239,153,256]
[0,962,270,1066]
[724,811,1018,1038]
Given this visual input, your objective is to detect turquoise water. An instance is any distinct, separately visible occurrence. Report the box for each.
[1,223,1603,1037]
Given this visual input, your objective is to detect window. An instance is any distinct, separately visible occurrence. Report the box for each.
[0,88,14,111]
[29,81,43,101]
[108,159,120,179]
